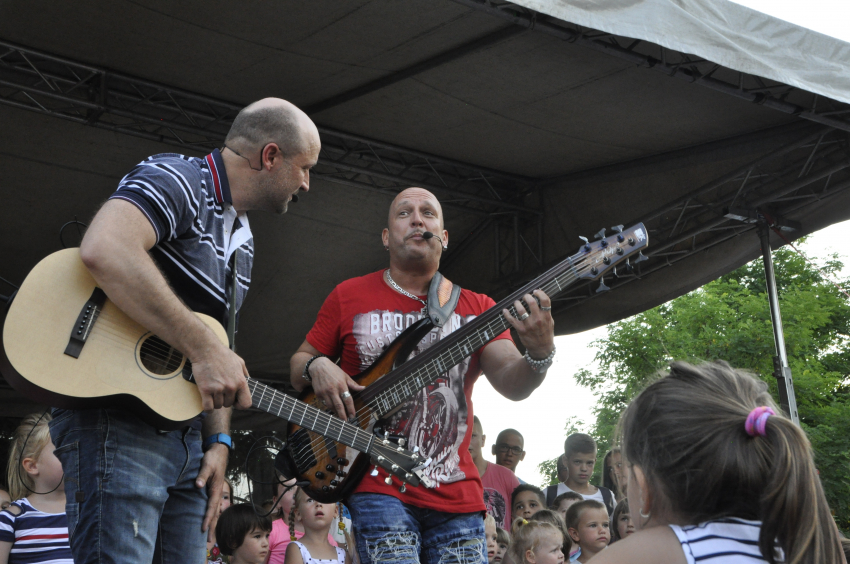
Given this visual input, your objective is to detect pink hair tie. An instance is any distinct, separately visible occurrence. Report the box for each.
[745,406,775,437]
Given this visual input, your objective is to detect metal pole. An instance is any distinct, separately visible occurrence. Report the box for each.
[757,220,800,425]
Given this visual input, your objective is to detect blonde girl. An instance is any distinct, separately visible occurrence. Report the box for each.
[284,488,349,564]
[510,519,564,564]
[0,412,72,564]
[593,361,846,564]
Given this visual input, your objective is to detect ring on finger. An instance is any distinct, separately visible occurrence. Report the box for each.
[341,391,351,399]
[540,306,552,311]
[519,312,530,321]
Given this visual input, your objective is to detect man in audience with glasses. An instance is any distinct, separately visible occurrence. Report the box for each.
[493,428,528,483]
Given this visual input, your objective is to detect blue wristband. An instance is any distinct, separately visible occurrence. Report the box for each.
[204,433,232,451]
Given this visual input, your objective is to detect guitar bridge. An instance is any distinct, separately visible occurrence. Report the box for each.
[64,288,107,359]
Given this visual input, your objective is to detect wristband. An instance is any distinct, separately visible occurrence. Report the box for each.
[204,433,232,451]
[524,346,556,373]
[302,355,324,383]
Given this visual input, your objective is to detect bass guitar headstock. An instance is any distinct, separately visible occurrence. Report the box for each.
[576,223,648,292]
[368,432,435,493]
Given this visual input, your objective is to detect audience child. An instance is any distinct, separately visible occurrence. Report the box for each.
[472,416,521,529]
[602,449,623,499]
[550,492,582,522]
[485,513,499,564]
[565,500,610,563]
[267,481,338,563]
[591,361,845,564]
[0,412,72,564]
[609,499,633,543]
[842,537,850,563]
[493,429,528,483]
[495,527,511,564]
[529,509,572,558]
[208,478,234,563]
[215,504,272,564]
[544,455,569,507]
[560,434,616,515]
[510,519,564,564]
[511,485,546,522]
[284,487,349,564]
[0,488,10,511]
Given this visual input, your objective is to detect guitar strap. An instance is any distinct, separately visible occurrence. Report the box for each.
[227,249,238,351]
[426,271,461,328]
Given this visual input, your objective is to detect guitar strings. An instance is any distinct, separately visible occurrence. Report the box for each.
[290,256,598,459]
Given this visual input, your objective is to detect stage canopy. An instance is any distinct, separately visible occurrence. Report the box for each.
[2,0,850,427]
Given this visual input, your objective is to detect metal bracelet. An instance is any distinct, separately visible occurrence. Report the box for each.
[523,346,556,373]
[302,354,324,383]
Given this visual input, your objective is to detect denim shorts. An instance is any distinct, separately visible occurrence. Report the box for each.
[347,493,486,564]
[49,408,207,564]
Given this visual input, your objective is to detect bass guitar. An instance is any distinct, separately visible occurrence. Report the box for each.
[285,224,648,502]
[0,249,434,494]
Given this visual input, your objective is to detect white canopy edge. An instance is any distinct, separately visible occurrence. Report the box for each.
[512,0,850,105]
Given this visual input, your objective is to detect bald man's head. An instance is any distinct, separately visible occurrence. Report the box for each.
[388,187,445,230]
[225,98,318,159]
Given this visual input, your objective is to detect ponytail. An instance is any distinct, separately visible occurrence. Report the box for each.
[6,412,52,501]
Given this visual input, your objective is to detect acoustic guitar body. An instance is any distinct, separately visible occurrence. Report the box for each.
[0,249,227,430]
[286,318,435,503]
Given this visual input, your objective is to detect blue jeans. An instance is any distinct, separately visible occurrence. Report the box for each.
[49,408,207,564]
[347,493,486,564]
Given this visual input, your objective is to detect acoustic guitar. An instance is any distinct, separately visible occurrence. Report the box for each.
[0,249,433,493]
[284,224,648,502]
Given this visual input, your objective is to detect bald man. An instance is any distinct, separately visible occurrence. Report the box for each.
[50,98,320,564]
[290,187,556,564]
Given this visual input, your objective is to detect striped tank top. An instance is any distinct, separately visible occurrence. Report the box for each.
[670,518,782,563]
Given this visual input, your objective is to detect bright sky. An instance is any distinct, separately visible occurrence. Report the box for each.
[730,1,850,43]
[472,219,850,485]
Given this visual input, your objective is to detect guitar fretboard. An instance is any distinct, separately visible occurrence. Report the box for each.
[247,378,373,453]
[360,251,585,416]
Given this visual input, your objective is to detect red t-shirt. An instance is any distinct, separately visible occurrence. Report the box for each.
[481,461,520,529]
[306,270,512,513]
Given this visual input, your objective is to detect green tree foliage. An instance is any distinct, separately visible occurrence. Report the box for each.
[573,245,850,528]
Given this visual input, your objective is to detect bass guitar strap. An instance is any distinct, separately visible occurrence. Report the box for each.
[426,271,461,328]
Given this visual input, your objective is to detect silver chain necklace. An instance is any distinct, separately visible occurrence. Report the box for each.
[385,269,428,313]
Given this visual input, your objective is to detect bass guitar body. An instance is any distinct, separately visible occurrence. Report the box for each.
[0,249,217,429]
[286,318,435,502]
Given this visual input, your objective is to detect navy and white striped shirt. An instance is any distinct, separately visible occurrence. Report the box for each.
[670,518,782,563]
[0,498,73,564]
[110,149,254,329]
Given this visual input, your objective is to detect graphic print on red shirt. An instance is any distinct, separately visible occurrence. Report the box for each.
[306,271,511,512]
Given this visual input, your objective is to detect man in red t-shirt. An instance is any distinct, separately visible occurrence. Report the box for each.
[471,416,520,530]
[290,187,555,564]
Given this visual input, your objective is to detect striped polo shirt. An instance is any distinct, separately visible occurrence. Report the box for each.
[0,498,73,563]
[110,148,254,331]
[670,518,782,563]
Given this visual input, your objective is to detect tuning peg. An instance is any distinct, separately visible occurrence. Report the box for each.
[370,466,379,477]
[594,228,606,240]
[398,438,406,447]
[384,475,393,485]
[399,483,407,493]
[412,446,420,454]
[579,236,590,253]
[612,266,618,278]
[612,225,624,233]
[623,259,633,273]
[596,277,610,293]
[635,251,648,263]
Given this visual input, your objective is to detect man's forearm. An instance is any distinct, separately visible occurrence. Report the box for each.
[491,356,547,401]
[202,406,232,437]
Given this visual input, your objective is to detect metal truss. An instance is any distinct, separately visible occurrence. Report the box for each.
[537,126,850,315]
[0,40,538,218]
[452,0,850,134]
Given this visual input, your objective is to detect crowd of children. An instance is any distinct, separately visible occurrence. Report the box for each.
[2,361,849,563]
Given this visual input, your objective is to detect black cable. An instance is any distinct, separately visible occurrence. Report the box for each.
[242,435,294,519]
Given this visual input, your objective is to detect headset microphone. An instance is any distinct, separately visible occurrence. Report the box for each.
[422,231,448,250]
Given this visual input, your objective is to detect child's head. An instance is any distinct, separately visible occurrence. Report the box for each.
[529,509,571,557]
[495,527,511,563]
[6,412,60,500]
[215,504,272,563]
[0,486,10,510]
[563,434,597,487]
[619,361,843,564]
[484,513,498,563]
[550,492,582,521]
[555,454,569,484]
[220,478,233,515]
[290,486,337,532]
[510,520,564,564]
[565,500,609,557]
[602,449,622,496]
[609,499,633,542]
[511,484,545,520]
[470,416,486,461]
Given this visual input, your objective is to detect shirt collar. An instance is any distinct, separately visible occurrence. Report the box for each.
[205,148,233,205]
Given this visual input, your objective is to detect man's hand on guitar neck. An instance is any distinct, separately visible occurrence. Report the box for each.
[190,341,253,410]
[291,342,364,421]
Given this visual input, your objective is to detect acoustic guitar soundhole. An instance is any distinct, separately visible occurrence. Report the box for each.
[139,336,184,375]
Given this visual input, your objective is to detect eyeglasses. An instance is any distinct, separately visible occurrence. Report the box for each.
[495,444,523,455]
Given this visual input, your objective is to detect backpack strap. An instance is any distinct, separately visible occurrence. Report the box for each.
[426,271,461,328]
[546,484,558,507]
[599,486,615,515]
